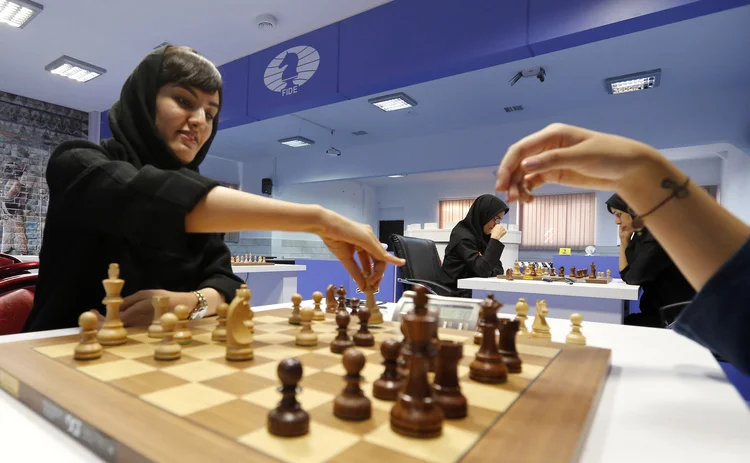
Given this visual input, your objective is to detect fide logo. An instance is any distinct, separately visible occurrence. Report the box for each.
[264,45,320,97]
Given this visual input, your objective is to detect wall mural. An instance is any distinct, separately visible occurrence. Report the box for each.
[0,91,88,255]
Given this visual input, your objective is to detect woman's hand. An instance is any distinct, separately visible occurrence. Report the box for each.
[490,224,507,241]
[318,210,405,291]
[495,123,663,202]
[94,289,196,327]
[619,225,632,244]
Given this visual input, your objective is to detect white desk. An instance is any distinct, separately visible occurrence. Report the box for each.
[459,277,640,324]
[1,302,748,462]
[231,264,306,306]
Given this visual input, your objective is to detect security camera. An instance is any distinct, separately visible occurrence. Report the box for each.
[537,67,546,83]
[326,147,342,157]
[510,66,546,86]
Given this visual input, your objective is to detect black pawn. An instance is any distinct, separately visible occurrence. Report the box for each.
[331,310,354,354]
[498,319,523,374]
[349,297,359,319]
[268,358,309,437]
[353,308,374,347]
[373,339,404,401]
[334,348,371,421]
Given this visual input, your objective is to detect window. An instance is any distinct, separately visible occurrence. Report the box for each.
[520,193,596,250]
[439,198,474,229]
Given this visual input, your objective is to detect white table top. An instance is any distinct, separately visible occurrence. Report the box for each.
[1,302,748,462]
[231,263,306,273]
[458,277,640,300]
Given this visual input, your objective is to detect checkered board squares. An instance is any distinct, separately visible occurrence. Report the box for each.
[31,309,563,463]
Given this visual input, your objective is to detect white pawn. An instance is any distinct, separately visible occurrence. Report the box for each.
[173,304,192,345]
[312,291,325,321]
[75,311,102,360]
[155,313,181,361]
[296,306,318,347]
[212,302,228,342]
[515,298,530,338]
[566,313,587,345]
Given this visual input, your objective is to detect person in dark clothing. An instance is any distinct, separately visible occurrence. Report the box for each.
[606,194,696,327]
[23,45,402,333]
[438,194,510,297]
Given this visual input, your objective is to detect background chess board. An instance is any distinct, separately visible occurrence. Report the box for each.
[0,309,611,463]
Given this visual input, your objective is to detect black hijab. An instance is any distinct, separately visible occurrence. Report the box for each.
[605,193,635,217]
[101,46,220,172]
[445,194,509,254]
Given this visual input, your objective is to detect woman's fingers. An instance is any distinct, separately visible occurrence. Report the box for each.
[338,255,367,291]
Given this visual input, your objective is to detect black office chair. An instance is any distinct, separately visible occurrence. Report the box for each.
[389,234,456,297]
[660,300,728,363]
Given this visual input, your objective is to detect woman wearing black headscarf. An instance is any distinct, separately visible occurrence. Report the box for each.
[23,46,402,332]
[606,194,695,327]
[438,194,510,296]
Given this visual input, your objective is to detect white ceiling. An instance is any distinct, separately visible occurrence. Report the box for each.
[208,5,750,161]
[0,0,391,111]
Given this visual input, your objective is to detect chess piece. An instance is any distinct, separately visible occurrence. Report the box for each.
[473,316,483,345]
[349,297,359,319]
[373,339,404,401]
[531,300,552,341]
[524,263,532,277]
[330,310,354,354]
[296,306,318,347]
[397,320,411,378]
[550,266,557,277]
[154,313,181,361]
[334,348,372,421]
[606,269,611,279]
[337,285,347,314]
[514,298,530,338]
[325,284,337,314]
[470,294,508,384]
[173,304,192,345]
[268,358,309,437]
[237,285,253,333]
[505,268,513,280]
[212,303,228,342]
[96,263,128,346]
[590,262,597,278]
[566,313,587,345]
[365,285,383,325]
[74,311,102,360]
[289,294,303,325]
[390,288,444,438]
[433,341,467,419]
[148,295,169,339]
[559,266,565,277]
[513,260,521,277]
[226,287,253,361]
[498,319,522,374]
[530,263,537,277]
[570,266,576,278]
[262,256,266,263]
[353,307,374,347]
[311,291,325,321]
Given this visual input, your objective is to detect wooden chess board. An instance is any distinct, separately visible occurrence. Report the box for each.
[0,309,611,463]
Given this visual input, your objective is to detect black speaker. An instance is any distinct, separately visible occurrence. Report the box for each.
[261,178,273,196]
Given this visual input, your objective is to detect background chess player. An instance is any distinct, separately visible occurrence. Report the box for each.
[23,45,402,333]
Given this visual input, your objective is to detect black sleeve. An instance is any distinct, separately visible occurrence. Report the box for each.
[46,145,218,249]
[620,236,672,285]
[455,239,505,278]
[197,234,244,303]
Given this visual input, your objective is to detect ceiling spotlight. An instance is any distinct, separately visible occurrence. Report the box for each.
[368,92,417,112]
[325,147,342,157]
[605,69,661,95]
[0,0,43,29]
[256,14,277,30]
[388,174,407,178]
[279,136,314,148]
[45,55,106,83]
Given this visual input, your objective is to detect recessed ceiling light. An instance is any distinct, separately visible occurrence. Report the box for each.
[388,174,406,178]
[0,0,43,28]
[279,136,315,148]
[44,56,106,83]
[368,92,417,112]
[605,69,661,95]
[256,14,277,30]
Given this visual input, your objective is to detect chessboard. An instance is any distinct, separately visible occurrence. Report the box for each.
[0,309,610,463]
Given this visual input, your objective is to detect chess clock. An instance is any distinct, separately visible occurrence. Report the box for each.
[392,291,482,332]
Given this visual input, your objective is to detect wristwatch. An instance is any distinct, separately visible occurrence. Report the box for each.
[189,290,208,320]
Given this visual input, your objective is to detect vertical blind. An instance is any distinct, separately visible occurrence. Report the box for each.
[439,198,475,228]
[520,193,596,249]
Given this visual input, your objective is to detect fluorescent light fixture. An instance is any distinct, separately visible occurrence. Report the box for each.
[368,92,417,112]
[45,55,106,83]
[605,69,661,95]
[0,0,43,28]
[278,136,315,148]
[388,174,406,178]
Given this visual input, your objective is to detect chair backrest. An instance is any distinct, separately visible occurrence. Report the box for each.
[0,253,21,267]
[0,261,39,279]
[0,273,37,335]
[389,234,443,282]
[659,301,691,328]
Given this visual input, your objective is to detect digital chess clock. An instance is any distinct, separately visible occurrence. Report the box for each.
[392,291,482,332]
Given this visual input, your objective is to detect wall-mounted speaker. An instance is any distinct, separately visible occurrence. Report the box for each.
[261,178,273,196]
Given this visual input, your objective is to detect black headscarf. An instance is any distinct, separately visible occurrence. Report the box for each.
[101,46,220,172]
[605,194,636,217]
[445,194,509,254]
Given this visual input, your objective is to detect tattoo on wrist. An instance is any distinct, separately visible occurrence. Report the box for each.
[631,177,690,229]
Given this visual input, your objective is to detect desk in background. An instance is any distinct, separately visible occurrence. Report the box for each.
[231,264,306,306]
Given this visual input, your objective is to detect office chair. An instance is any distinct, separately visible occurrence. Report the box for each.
[0,273,37,335]
[389,234,456,297]
[660,300,728,363]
